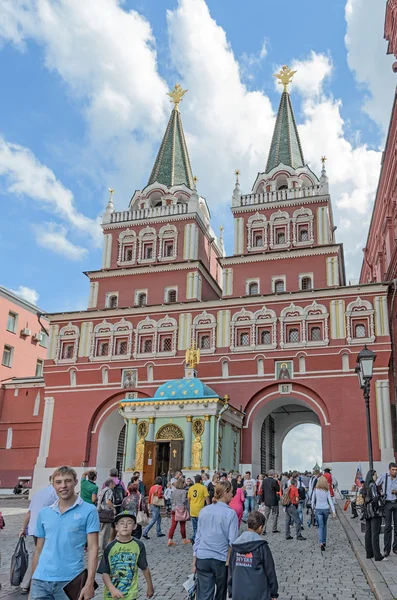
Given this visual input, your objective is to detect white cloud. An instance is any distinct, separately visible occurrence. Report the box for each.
[34,223,88,261]
[345,0,395,133]
[10,285,40,305]
[286,51,333,98]
[283,424,322,472]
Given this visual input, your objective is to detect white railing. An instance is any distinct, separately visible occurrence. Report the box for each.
[240,185,323,206]
[110,203,188,223]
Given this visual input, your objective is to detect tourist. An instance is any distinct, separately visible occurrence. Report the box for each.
[30,466,99,600]
[312,475,336,551]
[242,471,257,521]
[295,473,307,526]
[142,476,165,539]
[103,468,126,515]
[168,478,190,546]
[202,473,211,487]
[207,473,219,503]
[362,469,384,561]
[164,482,172,517]
[193,481,238,600]
[280,473,289,490]
[256,474,264,508]
[261,470,280,535]
[18,476,58,593]
[132,470,145,496]
[284,478,306,541]
[188,474,209,543]
[229,477,245,527]
[171,470,182,485]
[98,511,154,599]
[98,478,116,559]
[121,483,148,539]
[80,470,98,505]
[323,467,335,498]
[228,511,279,600]
[308,470,321,505]
[376,462,397,556]
[185,477,194,489]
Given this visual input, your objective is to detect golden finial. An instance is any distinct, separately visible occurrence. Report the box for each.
[321,156,327,164]
[235,169,240,183]
[193,175,198,188]
[220,225,224,233]
[185,340,200,370]
[274,65,297,92]
[167,83,188,111]
[108,187,115,201]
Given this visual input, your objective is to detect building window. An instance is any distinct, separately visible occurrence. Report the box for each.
[288,328,299,343]
[35,359,44,377]
[310,326,321,342]
[98,341,109,356]
[62,343,74,360]
[199,334,210,350]
[137,292,147,307]
[298,227,308,242]
[167,289,177,303]
[160,337,172,352]
[239,332,250,346]
[6,312,17,333]
[143,244,153,259]
[115,340,128,355]
[253,232,264,247]
[260,330,271,345]
[123,246,134,262]
[301,277,312,291]
[39,333,48,348]
[164,241,174,257]
[142,339,153,353]
[274,279,285,293]
[2,345,13,367]
[108,295,118,309]
[355,323,366,338]
[276,230,286,244]
[248,282,259,295]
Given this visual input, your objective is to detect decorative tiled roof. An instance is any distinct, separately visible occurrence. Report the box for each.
[148,107,194,189]
[266,91,305,173]
[154,378,218,400]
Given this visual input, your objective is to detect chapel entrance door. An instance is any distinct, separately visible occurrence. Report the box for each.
[142,441,156,489]
[169,440,183,473]
[156,442,170,477]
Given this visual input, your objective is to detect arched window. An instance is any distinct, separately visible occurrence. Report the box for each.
[167,289,177,303]
[108,295,118,309]
[274,279,285,293]
[260,330,271,345]
[143,339,152,353]
[248,282,259,295]
[137,293,147,307]
[299,228,308,242]
[240,332,250,346]
[63,343,74,359]
[288,328,299,343]
[257,357,264,376]
[161,337,172,352]
[222,360,229,378]
[310,326,321,341]
[301,277,312,291]
[355,323,366,338]
[278,184,288,190]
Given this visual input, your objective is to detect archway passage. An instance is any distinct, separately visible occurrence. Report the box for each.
[282,423,322,472]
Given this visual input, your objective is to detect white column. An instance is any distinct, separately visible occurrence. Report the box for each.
[147,417,155,441]
[376,380,394,462]
[125,419,138,471]
[184,416,193,469]
[36,397,55,468]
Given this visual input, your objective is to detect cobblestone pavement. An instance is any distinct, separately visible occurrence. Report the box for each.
[0,501,375,600]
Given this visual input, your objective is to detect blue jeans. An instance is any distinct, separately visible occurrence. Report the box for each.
[243,496,255,520]
[191,516,198,542]
[143,505,162,537]
[30,579,69,600]
[316,508,330,544]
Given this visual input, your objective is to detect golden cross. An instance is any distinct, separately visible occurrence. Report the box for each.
[321,156,327,164]
[274,65,297,92]
[108,187,115,201]
[167,84,188,110]
[173,449,177,458]
[220,225,224,233]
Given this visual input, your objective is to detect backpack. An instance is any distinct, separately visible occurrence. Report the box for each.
[298,486,306,501]
[281,488,291,506]
[113,480,126,506]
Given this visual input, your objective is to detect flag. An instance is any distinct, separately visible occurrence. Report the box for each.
[354,466,363,488]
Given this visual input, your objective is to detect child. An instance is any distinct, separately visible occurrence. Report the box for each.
[98,511,154,600]
[228,510,278,600]
[164,483,172,518]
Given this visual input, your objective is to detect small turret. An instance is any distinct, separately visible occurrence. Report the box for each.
[102,187,115,224]
[319,156,329,194]
[232,169,241,207]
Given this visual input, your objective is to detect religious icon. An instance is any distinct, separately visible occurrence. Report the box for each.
[122,369,137,389]
[275,361,293,380]
[192,435,203,469]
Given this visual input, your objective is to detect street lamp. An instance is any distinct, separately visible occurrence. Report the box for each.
[355,345,377,471]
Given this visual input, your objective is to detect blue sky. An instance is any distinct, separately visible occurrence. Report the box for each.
[0,0,392,472]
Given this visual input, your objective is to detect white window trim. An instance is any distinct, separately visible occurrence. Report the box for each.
[2,344,14,368]
[6,427,12,449]
[105,292,119,308]
[117,229,137,266]
[135,289,148,307]
[6,312,18,334]
[346,297,375,345]
[272,275,286,294]
[299,273,314,291]
[164,286,178,303]
[55,323,79,364]
[35,359,44,377]
[193,311,216,354]
[246,278,260,296]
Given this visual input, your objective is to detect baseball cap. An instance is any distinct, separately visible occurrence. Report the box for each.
[114,511,137,524]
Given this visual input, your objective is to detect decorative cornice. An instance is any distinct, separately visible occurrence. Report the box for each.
[120,397,223,408]
[220,244,342,266]
[231,195,330,214]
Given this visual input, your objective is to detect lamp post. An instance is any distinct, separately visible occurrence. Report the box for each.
[355,345,377,472]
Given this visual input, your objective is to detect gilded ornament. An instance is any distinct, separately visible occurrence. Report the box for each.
[185,341,200,369]
[167,84,188,110]
[274,65,297,92]
[192,418,204,437]
[156,423,184,441]
[192,435,203,469]
[137,421,149,439]
[135,437,144,471]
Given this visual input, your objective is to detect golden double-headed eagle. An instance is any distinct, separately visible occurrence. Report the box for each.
[185,341,200,369]
[274,65,297,91]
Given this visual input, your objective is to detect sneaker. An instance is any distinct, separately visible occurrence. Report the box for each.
[142,534,150,540]
[301,526,304,531]
[167,540,176,546]
[384,551,390,557]
[272,530,280,533]
[285,535,293,540]
[297,535,306,541]
[157,533,166,538]
[320,543,325,551]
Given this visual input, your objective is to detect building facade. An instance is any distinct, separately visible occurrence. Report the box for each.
[1,72,395,492]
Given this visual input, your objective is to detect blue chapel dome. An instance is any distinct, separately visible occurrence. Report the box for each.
[154,378,219,400]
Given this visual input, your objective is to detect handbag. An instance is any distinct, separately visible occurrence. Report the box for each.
[97,489,115,523]
[10,538,29,586]
[175,505,190,522]
[137,511,149,526]
[152,485,165,507]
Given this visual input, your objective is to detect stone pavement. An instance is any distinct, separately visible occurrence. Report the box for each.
[0,500,375,600]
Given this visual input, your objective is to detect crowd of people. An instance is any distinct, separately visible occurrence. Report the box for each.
[7,461,397,600]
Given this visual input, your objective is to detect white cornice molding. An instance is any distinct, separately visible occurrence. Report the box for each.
[232,194,331,214]
[220,244,342,265]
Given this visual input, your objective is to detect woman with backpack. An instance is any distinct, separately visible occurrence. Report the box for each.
[312,476,336,551]
[142,476,166,539]
[168,478,190,546]
[362,469,385,561]
[121,483,149,539]
[97,479,115,560]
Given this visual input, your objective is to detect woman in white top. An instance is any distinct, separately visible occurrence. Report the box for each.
[312,475,336,551]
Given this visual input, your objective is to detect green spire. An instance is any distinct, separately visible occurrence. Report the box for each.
[266,90,305,173]
[148,86,194,189]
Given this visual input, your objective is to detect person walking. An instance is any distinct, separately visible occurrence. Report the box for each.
[80,470,98,505]
[168,478,190,546]
[207,473,219,504]
[121,483,149,539]
[284,478,306,541]
[261,470,280,535]
[256,474,264,509]
[97,479,116,560]
[376,462,397,556]
[228,511,279,600]
[103,468,126,515]
[363,469,386,561]
[229,479,245,527]
[142,477,165,539]
[312,475,336,551]
[193,481,238,600]
[30,466,99,600]
[18,477,58,593]
[242,472,256,522]
[131,471,145,496]
[323,467,335,498]
[188,474,209,543]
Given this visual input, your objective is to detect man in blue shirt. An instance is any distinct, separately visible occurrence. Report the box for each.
[377,462,397,556]
[31,466,100,600]
[193,481,238,600]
